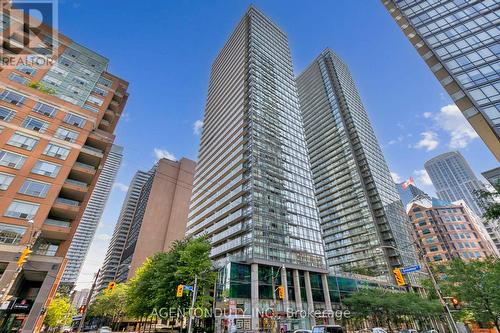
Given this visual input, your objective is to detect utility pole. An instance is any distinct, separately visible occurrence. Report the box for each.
[187,275,198,333]
[76,269,100,333]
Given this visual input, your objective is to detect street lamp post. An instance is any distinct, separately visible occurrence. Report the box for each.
[377,244,459,333]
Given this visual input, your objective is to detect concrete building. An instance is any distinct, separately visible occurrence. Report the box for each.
[482,166,500,188]
[70,288,89,309]
[297,49,419,284]
[96,169,151,292]
[381,0,500,160]
[98,157,195,290]
[407,195,495,263]
[0,4,128,332]
[126,157,195,279]
[396,182,427,208]
[61,144,123,289]
[425,151,500,252]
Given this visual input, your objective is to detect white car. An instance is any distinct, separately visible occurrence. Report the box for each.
[312,325,344,333]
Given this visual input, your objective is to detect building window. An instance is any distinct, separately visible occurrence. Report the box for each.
[83,104,99,113]
[0,90,25,106]
[87,95,103,106]
[19,179,50,198]
[43,143,70,160]
[0,107,16,122]
[0,223,26,244]
[4,200,39,219]
[0,150,26,169]
[54,127,79,143]
[33,102,57,117]
[7,133,38,151]
[22,116,49,133]
[16,64,37,76]
[0,172,14,190]
[63,113,86,128]
[8,73,29,85]
[33,238,59,256]
[97,77,113,88]
[31,160,60,178]
[92,87,107,96]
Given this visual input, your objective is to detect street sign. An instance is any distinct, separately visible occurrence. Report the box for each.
[400,265,421,274]
[183,285,193,291]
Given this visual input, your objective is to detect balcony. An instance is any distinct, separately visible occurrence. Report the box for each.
[61,179,88,201]
[70,162,96,183]
[41,219,71,240]
[44,218,71,228]
[81,145,103,158]
[51,197,80,219]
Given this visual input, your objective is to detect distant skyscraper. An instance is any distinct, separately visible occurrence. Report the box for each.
[382,0,500,160]
[186,7,332,329]
[382,0,500,255]
[425,151,500,252]
[396,182,427,207]
[297,49,418,282]
[61,144,123,288]
[97,169,150,292]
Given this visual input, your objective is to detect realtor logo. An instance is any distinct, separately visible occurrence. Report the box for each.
[0,0,58,61]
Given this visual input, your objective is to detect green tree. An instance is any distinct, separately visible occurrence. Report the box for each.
[44,295,75,332]
[439,258,500,331]
[476,180,500,220]
[88,284,128,330]
[126,236,215,326]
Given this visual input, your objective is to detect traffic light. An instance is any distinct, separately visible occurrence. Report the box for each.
[176,284,184,297]
[106,281,116,293]
[393,268,406,286]
[451,297,459,309]
[17,246,32,267]
[78,305,85,314]
[277,285,285,300]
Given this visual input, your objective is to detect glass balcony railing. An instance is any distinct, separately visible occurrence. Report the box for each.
[64,179,88,188]
[81,145,103,155]
[73,162,96,171]
[55,197,80,206]
[44,219,71,228]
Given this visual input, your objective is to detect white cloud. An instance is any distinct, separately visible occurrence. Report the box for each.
[414,131,439,151]
[390,171,402,183]
[153,148,176,161]
[96,233,111,241]
[434,104,478,148]
[387,135,404,146]
[414,169,433,186]
[193,120,203,135]
[423,112,432,119]
[112,182,129,192]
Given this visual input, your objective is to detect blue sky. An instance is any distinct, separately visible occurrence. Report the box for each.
[62,0,498,289]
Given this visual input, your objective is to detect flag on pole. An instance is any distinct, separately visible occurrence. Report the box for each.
[401,176,414,190]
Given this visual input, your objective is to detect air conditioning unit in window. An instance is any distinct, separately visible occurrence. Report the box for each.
[33,127,40,131]
[10,100,18,105]
[72,122,79,127]
[20,144,29,149]
[43,171,51,176]
[8,162,16,167]
[43,111,52,117]
[19,213,28,219]
[64,137,72,142]
[0,116,6,120]
[55,154,62,159]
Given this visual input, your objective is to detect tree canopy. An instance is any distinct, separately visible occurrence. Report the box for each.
[44,294,75,330]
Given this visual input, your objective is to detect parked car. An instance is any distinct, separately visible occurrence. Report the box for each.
[422,330,438,333]
[294,330,312,333]
[372,328,388,333]
[98,327,112,333]
[312,325,345,333]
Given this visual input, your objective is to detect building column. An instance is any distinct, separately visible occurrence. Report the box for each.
[0,262,19,301]
[321,274,334,324]
[21,268,57,333]
[280,267,289,311]
[304,271,315,328]
[251,263,259,331]
[292,269,302,311]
